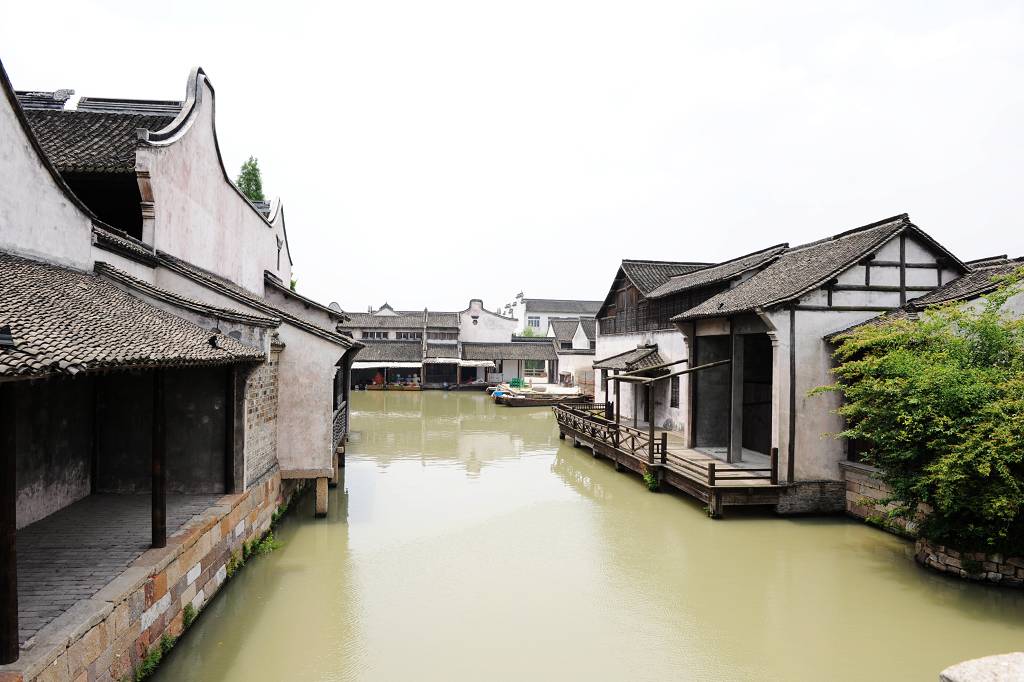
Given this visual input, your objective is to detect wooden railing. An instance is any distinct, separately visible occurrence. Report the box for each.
[332,401,348,450]
[553,404,777,486]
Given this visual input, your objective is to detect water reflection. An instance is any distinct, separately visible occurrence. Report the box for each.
[155,392,1024,682]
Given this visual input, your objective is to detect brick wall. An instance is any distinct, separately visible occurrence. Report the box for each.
[1,473,298,682]
[839,461,915,535]
[916,539,1024,588]
[244,342,282,488]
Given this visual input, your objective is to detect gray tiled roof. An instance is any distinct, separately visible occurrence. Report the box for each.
[523,298,603,315]
[23,109,174,172]
[340,310,460,330]
[97,262,279,328]
[674,215,963,321]
[593,344,663,371]
[547,318,580,343]
[0,252,265,379]
[356,341,422,362]
[620,260,709,295]
[829,257,1024,339]
[426,342,459,358]
[579,318,596,340]
[646,244,787,299]
[155,250,356,349]
[462,341,557,361]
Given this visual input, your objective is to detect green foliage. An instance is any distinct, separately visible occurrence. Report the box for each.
[816,271,1024,554]
[236,155,265,202]
[253,530,282,555]
[289,277,298,292]
[134,635,176,681]
[182,603,196,629]
[226,551,244,578]
[520,327,536,337]
[271,498,290,527]
[643,469,659,492]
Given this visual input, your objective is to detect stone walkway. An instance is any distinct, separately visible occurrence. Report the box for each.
[17,494,221,646]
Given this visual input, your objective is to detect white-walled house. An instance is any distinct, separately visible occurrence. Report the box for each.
[546,317,595,386]
[18,66,361,514]
[517,298,602,335]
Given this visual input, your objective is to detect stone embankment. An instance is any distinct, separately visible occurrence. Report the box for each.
[0,472,296,682]
[915,539,1024,588]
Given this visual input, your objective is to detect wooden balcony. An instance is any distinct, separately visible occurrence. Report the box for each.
[553,404,782,516]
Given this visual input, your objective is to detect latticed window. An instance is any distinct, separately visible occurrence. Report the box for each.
[524,359,546,377]
[396,331,421,340]
[363,331,388,339]
[670,375,680,408]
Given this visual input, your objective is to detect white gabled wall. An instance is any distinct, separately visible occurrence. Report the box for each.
[459,299,518,342]
[137,74,287,295]
[0,84,93,268]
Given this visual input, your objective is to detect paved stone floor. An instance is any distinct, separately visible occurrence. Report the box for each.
[17,494,222,646]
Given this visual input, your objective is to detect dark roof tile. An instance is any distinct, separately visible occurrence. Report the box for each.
[24,109,174,173]
[0,252,264,379]
[647,244,787,299]
[593,344,663,371]
[462,341,557,361]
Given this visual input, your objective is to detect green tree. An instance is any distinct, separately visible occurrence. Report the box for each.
[815,271,1024,554]
[236,156,265,202]
[520,327,536,337]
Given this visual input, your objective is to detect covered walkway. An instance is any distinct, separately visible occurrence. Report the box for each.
[16,494,222,646]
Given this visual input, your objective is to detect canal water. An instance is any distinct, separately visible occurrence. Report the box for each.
[155,391,1024,681]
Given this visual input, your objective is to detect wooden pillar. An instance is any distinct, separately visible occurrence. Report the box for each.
[632,382,638,429]
[1,382,19,664]
[315,477,329,517]
[729,327,744,463]
[646,382,655,464]
[152,370,166,549]
[224,366,237,494]
[614,371,621,425]
[456,364,461,386]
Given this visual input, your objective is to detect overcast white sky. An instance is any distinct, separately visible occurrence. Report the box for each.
[3,1,1022,312]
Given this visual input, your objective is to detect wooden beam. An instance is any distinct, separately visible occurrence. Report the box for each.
[899,234,908,306]
[830,284,933,293]
[607,358,732,384]
[152,370,166,549]
[729,327,743,463]
[1,382,19,664]
[618,357,688,377]
[224,366,237,495]
[646,383,655,464]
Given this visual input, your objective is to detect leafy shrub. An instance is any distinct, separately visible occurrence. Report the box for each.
[642,469,659,492]
[817,271,1024,554]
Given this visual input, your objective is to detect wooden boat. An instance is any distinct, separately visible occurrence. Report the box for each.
[448,382,491,391]
[495,393,592,407]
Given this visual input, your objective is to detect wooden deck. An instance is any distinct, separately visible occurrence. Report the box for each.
[553,404,783,516]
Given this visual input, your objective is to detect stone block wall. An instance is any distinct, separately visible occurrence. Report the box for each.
[1,473,297,682]
[839,461,915,534]
[916,539,1024,588]
[774,480,846,514]
[244,343,282,488]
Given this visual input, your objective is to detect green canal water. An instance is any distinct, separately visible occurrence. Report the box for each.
[155,391,1024,681]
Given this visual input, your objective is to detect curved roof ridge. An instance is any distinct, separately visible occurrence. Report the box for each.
[138,67,282,234]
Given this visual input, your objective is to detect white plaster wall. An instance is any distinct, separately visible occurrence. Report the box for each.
[460,300,517,342]
[91,249,158,283]
[555,353,594,384]
[769,307,887,483]
[275,329,342,474]
[594,329,689,433]
[265,285,338,332]
[571,323,590,350]
[138,76,284,295]
[0,88,93,268]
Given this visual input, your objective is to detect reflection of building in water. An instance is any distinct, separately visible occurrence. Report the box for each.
[349,392,562,474]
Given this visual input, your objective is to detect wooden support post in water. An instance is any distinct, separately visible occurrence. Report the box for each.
[660,432,668,465]
[1,383,19,664]
[707,461,716,487]
[330,451,340,488]
[315,477,329,517]
[770,447,779,485]
[152,369,167,549]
